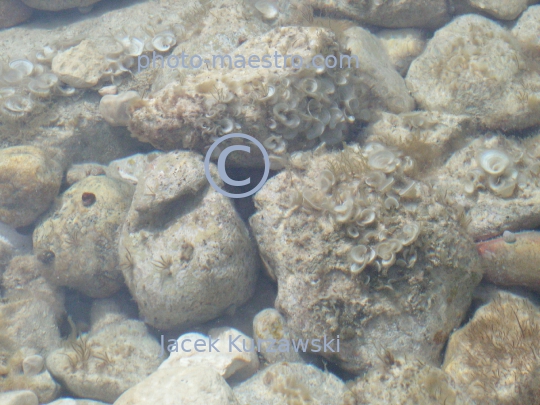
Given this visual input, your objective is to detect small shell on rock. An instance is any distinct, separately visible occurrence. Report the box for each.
[2,95,33,116]
[503,230,516,244]
[254,0,279,20]
[151,30,177,52]
[9,59,34,76]
[22,354,44,376]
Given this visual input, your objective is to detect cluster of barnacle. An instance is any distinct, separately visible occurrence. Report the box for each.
[257,68,369,158]
[102,25,182,82]
[293,143,422,276]
[463,145,540,198]
[0,24,182,120]
[0,55,76,119]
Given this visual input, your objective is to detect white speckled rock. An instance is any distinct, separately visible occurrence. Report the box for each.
[233,362,355,405]
[114,365,240,405]
[33,176,134,298]
[0,391,37,405]
[46,300,161,403]
[343,27,415,114]
[0,146,62,228]
[159,328,259,381]
[106,152,162,185]
[351,358,474,404]
[443,291,540,404]
[512,5,540,53]
[377,29,426,76]
[52,40,108,88]
[119,151,258,330]
[406,14,540,131]
[466,0,528,20]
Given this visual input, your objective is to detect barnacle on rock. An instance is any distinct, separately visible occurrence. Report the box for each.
[299,143,423,275]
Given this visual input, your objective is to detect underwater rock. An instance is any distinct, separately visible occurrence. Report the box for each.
[33,176,134,298]
[433,134,540,240]
[0,0,32,29]
[250,143,482,374]
[476,231,540,291]
[512,5,540,54]
[46,299,161,403]
[114,365,240,405]
[0,298,61,356]
[460,0,528,20]
[443,291,540,404]
[0,146,62,228]
[106,152,162,185]
[252,309,302,364]
[351,357,474,404]
[0,391,37,405]
[2,255,65,322]
[20,0,100,11]
[119,151,258,330]
[366,111,471,170]
[406,14,540,131]
[0,358,60,404]
[233,362,355,405]
[66,163,106,186]
[303,0,449,29]
[48,400,109,405]
[99,91,142,127]
[52,40,108,89]
[129,26,412,166]
[343,27,415,114]
[376,29,426,76]
[159,328,259,382]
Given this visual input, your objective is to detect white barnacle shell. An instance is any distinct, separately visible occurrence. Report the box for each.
[384,196,399,210]
[0,87,16,99]
[334,196,355,223]
[478,149,511,176]
[368,149,399,173]
[399,223,421,246]
[355,208,376,226]
[254,0,279,20]
[28,73,58,97]
[349,245,370,274]
[319,169,335,192]
[488,168,518,198]
[9,59,34,77]
[36,45,57,64]
[125,37,146,57]
[151,30,177,52]
[1,95,34,117]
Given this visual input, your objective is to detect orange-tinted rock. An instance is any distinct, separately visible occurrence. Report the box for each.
[477,231,540,291]
[0,0,32,29]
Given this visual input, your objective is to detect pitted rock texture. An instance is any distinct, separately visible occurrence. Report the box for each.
[119,151,258,330]
[250,144,482,374]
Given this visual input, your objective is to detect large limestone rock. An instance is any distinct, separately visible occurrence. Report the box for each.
[0,146,62,228]
[250,143,482,374]
[119,151,258,329]
[114,366,240,405]
[406,14,540,131]
[33,176,134,298]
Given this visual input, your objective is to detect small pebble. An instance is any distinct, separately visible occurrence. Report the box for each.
[22,354,44,376]
[98,85,117,96]
[503,230,517,244]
